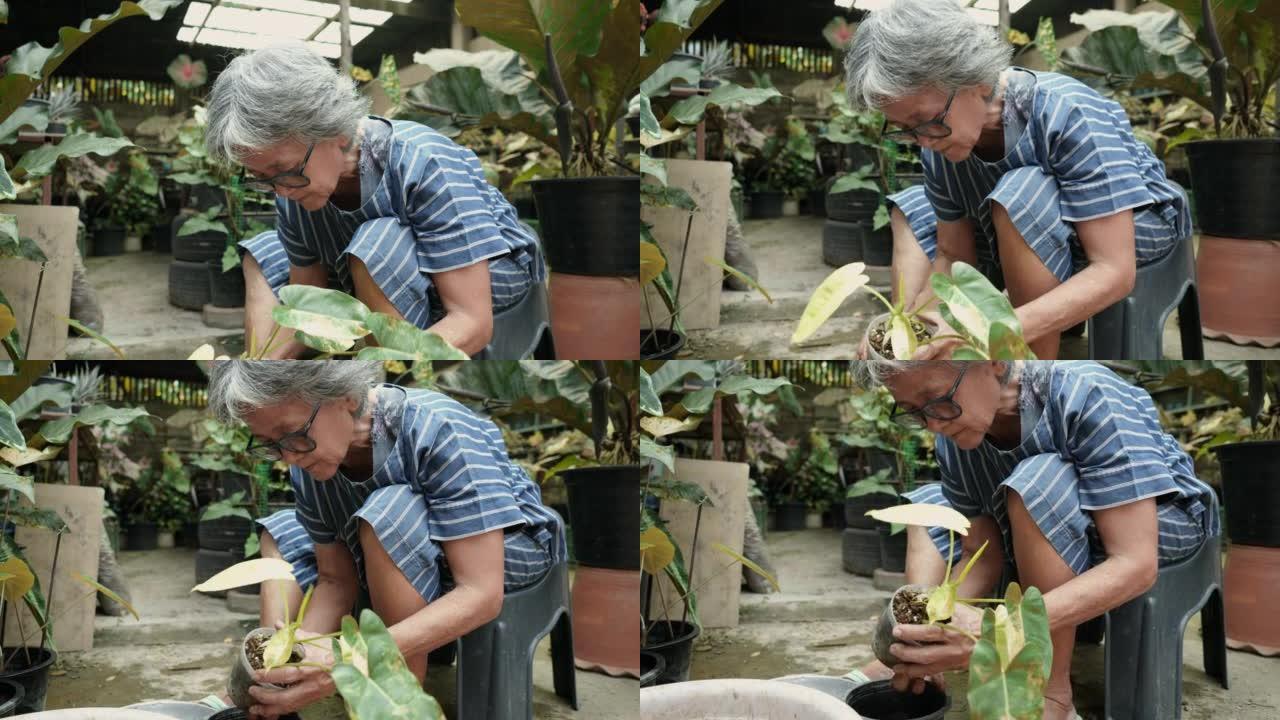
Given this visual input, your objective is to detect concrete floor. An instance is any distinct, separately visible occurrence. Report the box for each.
[687,528,1280,720]
[685,216,1280,360]
[67,251,244,359]
[45,548,638,719]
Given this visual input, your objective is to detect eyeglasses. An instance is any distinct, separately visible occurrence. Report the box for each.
[243,142,315,193]
[880,90,957,142]
[889,364,969,429]
[244,401,321,460]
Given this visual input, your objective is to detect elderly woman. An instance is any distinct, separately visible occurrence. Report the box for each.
[204,43,545,358]
[854,361,1217,720]
[205,361,564,718]
[845,0,1191,359]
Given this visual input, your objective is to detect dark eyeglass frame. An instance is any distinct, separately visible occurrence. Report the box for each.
[245,401,322,460]
[880,89,957,142]
[244,142,315,192]
[889,364,969,428]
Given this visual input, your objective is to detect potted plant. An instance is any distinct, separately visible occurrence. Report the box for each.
[43,87,80,136]
[1058,1,1280,345]
[97,150,161,255]
[138,449,193,549]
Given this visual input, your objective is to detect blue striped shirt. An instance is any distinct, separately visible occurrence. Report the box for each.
[922,68,1190,237]
[934,362,1218,534]
[290,385,564,563]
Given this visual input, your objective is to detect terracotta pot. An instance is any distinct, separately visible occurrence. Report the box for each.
[872,584,933,667]
[549,272,640,359]
[570,566,641,677]
[1223,544,1280,656]
[1196,236,1280,347]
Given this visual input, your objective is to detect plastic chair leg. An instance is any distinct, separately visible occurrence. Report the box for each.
[550,610,579,709]
[455,625,497,720]
[1201,586,1229,689]
[1178,287,1205,359]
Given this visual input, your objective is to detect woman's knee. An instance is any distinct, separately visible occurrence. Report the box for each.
[259,528,282,558]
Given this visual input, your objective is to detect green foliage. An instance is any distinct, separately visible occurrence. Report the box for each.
[753,117,817,197]
[268,286,466,360]
[929,262,1037,360]
[100,150,160,238]
[35,404,152,445]
[967,584,1053,720]
[406,49,554,144]
[331,609,446,719]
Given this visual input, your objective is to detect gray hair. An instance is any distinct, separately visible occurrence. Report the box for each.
[204,42,371,165]
[207,361,382,424]
[843,0,1013,110]
[854,359,1016,389]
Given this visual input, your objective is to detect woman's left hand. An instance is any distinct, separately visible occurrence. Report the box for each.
[888,603,982,693]
[248,636,337,719]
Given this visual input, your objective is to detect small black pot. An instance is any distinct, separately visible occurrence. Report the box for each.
[808,187,828,217]
[845,679,949,720]
[562,465,643,570]
[126,521,159,551]
[641,329,686,360]
[0,679,22,718]
[531,176,638,276]
[878,525,908,573]
[0,647,54,714]
[1185,138,1280,240]
[749,190,785,219]
[1214,440,1280,547]
[94,226,127,256]
[181,520,200,550]
[640,650,666,688]
[207,259,246,308]
[774,500,807,531]
[845,492,898,529]
[643,620,700,685]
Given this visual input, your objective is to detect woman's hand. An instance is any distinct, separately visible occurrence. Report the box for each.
[889,603,982,693]
[248,630,337,719]
[910,311,962,360]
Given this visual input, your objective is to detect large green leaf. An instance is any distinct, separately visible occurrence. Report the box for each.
[10,133,135,182]
[1064,9,1211,111]
[0,104,49,145]
[175,214,229,238]
[442,361,592,434]
[639,0,727,88]
[330,609,446,719]
[967,584,1052,720]
[639,55,701,98]
[0,1,184,121]
[272,285,371,354]
[579,0,644,133]
[987,322,1037,361]
[791,263,872,346]
[0,467,33,503]
[454,0,611,87]
[929,262,1022,352]
[35,405,152,445]
[664,84,783,127]
[0,398,23,450]
[8,505,69,534]
[7,383,71,422]
[407,49,555,145]
[638,369,663,416]
[357,313,468,361]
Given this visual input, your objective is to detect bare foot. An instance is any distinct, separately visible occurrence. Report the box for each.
[859,659,895,681]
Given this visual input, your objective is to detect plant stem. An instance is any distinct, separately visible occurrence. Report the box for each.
[680,500,704,626]
[40,532,62,651]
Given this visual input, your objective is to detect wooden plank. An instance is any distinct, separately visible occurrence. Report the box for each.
[0,205,79,360]
[2,484,104,652]
[651,458,749,629]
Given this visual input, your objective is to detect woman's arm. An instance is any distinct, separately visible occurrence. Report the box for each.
[253,263,329,359]
[909,218,978,314]
[299,541,361,634]
[1013,209,1137,344]
[387,528,506,658]
[425,263,495,356]
[1040,496,1158,632]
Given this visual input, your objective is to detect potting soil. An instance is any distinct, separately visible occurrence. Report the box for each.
[245,634,302,672]
[869,317,930,358]
[892,588,930,626]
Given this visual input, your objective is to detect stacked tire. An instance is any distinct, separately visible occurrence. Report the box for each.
[194,512,255,598]
[823,180,892,268]
[169,212,223,310]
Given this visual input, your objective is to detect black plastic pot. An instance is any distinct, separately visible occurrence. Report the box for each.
[643,620,700,685]
[878,525,907,573]
[169,259,212,310]
[867,449,896,476]
[173,214,229,263]
[220,471,253,497]
[641,329,686,360]
[0,647,54,714]
[181,520,200,549]
[207,259,246,308]
[126,521,159,551]
[195,548,243,597]
[862,225,893,267]
[0,679,21,717]
[640,650,666,688]
[842,527,880,576]
[822,219,866,267]
[1185,139,1280,240]
[562,464,643,570]
[749,190,785,219]
[1214,440,1280,547]
[531,176,638,276]
[845,679,949,720]
[94,226,127,256]
[199,513,254,552]
[774,500,807,531]
[845,492,897,529]
[187,183,224,211]
[808,187,828,217]
[826,180,880,223]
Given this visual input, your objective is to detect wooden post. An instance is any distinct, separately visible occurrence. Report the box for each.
[712,395,724,461]
[339,0,353,74]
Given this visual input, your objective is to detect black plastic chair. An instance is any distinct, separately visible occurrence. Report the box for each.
[474,278,555,359]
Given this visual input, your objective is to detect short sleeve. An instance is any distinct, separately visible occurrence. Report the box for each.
[413,414,526,541]
[934,437,983,516]
[1044,99,1152,222]
[1058,370,1179,509]
[290,465,337,544]
[275,197,320,267]
[922,151,966,223]
[404,145,511,273]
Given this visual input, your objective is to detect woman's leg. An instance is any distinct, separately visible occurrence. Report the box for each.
[243,254,287,357]
[258,528,304,630]
[990,199,1064,359]
[358,519,430,682]
[1005,488,1079,720]
[890,206,933,308]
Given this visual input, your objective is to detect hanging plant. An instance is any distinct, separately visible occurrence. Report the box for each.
[166,53,207,89]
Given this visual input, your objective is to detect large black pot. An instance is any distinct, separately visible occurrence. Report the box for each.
[846,679,949,720]
[640,650,666,688]
[641,328,686,360]
[749,190,785,219]
[643,619,700,685]
[1185,139,1280,240]
[825,179,880,223]
[562,464,643,569]
[0,647,54,714]
[126,521,159,551]
[94,226,127,256]
[1214,440,1280,547]
[207,259,246,308]
[531,176,638,276]
[774,500,807,531]
[0,679,21,717]
[845,491,897,529]
[173,214,229,263]
[878,525,907,573]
